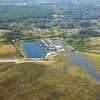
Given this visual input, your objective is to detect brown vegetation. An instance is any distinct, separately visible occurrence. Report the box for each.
[0,51,99,100]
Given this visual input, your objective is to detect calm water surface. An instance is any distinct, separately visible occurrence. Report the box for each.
[22,41,45,58]
[68,51,100,80]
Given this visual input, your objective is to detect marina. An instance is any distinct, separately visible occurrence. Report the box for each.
[21,39,64,58]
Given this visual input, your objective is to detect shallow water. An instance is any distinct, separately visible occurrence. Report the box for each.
[68,51,100,80]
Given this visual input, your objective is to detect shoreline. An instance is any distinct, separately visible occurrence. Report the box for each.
[0,49,65,64]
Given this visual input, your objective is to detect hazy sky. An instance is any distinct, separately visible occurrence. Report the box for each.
[0,0,99,4]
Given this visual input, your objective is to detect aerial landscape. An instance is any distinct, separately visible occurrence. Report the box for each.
[0,0,100,100]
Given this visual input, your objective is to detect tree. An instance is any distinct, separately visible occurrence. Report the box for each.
[3,29,23,42]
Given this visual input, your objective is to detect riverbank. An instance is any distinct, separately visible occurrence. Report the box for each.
[80,51,100,72]
[63,44,100,80]
[0,50,65,64]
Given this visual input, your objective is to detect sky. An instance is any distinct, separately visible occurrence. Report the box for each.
[0,0,99,5]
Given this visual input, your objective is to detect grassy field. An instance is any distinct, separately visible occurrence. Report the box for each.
[0,29,11,37]
[0,51,99,100]
[0,43,18,58]
[88,37,100,50]
[89,37,100,46]
[81,52,100,71]
[0,44,16,53]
